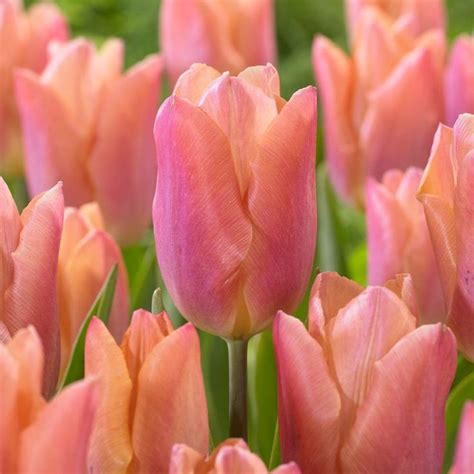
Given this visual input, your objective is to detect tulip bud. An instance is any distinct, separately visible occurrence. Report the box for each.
[153,64,317,340]
[450,402,474,474]
[0,327,98,473]
[0,0,68,175]
[0,178,63,396]
[57,202,129,376]
[15,38,162,245]
[418,113,474,360]
[85,310,208,473]
[275,272,457,473]
[160,0,276,84]
[313,8,444,205]
[445,35,474,127]
[366,167,444,324]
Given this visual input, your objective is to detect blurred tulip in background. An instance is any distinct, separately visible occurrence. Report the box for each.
[450,402,474,474]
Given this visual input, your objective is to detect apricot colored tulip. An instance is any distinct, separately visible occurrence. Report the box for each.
[0,178,63,395]
[274,272,457,474]
[15,37,162,244]
[418,113,474,360]
[366,167,444,324]
[153,64,317,340]
[445,35,474,127]
[0,327,98,473]
[160,0,275,84]
[58,202,129,376]
[0,0,68,175]
[85,310,208,473]
[450,402,474,474]
[170,439,300,474]
[313,8,444,205]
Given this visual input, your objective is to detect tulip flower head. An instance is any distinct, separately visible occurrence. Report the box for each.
[15,37,162,244]
[85,310,208,473]
[153,63,317,340]
[0,178,63,395]
[274,272,457,473]
[0,0,68,175]
[313,8,445,205]
[450,402,474,474]
[418,113,474,360]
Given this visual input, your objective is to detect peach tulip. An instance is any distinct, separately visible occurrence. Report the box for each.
[366,167,444,324]
[170,439,300,474]
[85,310,208,473]
[274,272,457,473]
[15,38,162,245]
[58,202,129,376]
[160,0,275,85]
[450,402,474,474]
[418,114,474,360]
[313,8,444,205]
[153,64,317,340]
[0,0,68,175]
[445,35,474,127]
[0,327,98,473]
[0,178,63,395]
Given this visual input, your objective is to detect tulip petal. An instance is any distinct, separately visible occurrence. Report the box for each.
[272,463,301,474]
[214,445,268,473]
[169,444,203,474]
[173,63,221,104]
[238,64,281,98]
[383,273,419,320]
[453,113,474,165]
[450,402,474,474]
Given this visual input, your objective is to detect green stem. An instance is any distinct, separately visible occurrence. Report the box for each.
[227,339,248,440]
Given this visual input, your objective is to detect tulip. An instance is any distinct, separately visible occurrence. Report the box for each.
[345,0,445,43]
[85,309,208,473]
[58,202,129,376]
[160,0,276,85]
[450,402,474,474]
[0,178,63,395]
[153,63,317,340]
[418,113,474,360]
[274,271,457,473]
[445,35,474,127]
[15,38,162,245]
[313,8,444,205]
[0,327,98,473]
[366,167,444,324]
[170,439,300,474]
[0,0,68,175]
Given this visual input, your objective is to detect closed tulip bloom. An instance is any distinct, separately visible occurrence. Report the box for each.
[445,35,474,127]
[15,38,162,245]
[170,439,300,474]
[160,0,275,85]
[0,327,98,473]
[274,272,457,474]
[313,8,444,205]
[367,167,444,324]
[418,114,474,360]
[85,310,208,473]
[450,402,474,474]
[153,64,317,340]
[0,0,68,175]
[0,178,63,395]
[58,202,129,376]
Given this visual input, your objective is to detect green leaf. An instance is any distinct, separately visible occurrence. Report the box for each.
[58,265,119,390]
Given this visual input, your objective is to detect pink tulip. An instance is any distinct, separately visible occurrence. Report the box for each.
[170,439,300,474]
[450,402,474,474]
[153,64,317,339]
[0,0,68,175]
[15,38,162,245]
[366,167,444,324]
[85,309,208,473]
[418,113,474,360]
[445,35,474,127]
[313,8,444,205]
[160,0,276,85]
[0,327,98,473]
[274,271,457,473]
[0,178,63,395]
[58,202,129,376]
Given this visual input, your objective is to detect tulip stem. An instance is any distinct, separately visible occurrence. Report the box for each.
[227,339,248,440]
